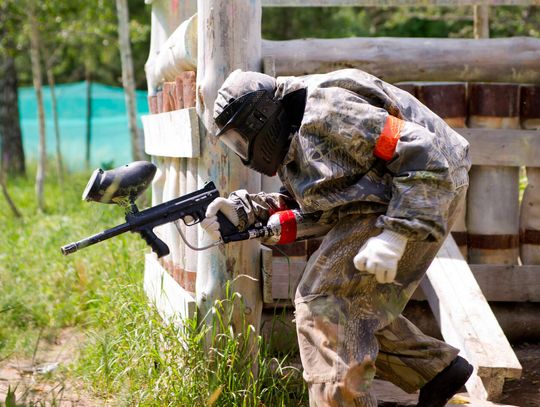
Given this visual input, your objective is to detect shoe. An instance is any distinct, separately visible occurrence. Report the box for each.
[416,356,474,407]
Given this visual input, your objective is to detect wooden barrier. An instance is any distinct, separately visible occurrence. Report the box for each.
[467,83,521,265]
[262,37,540,83]
[519,84,540,265]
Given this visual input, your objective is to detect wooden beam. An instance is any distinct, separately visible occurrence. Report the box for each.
[469,265,540,302]
[262,0,536,6]
[421,235,522,401]
[413,264,540,302]
[143,253,196,326]
[142,107,200,158]
[455,128,540,167]
[262,37,540,83]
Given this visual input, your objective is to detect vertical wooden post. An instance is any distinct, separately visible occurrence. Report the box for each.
[467,84,521,265]
[196,0,263,337]
[519,85,540,264]
[473,5,490,40]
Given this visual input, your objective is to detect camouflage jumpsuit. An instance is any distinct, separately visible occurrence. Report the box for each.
[228,69,471,406]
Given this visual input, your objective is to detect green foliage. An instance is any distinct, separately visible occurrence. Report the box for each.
[262,5,540,40]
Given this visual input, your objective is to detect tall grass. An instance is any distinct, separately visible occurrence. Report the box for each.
[0,169,307,406]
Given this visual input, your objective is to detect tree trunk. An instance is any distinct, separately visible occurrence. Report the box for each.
[0,37,26,177]
[29,8,46,211]
[116,0,144,161]
[46,66,64,184]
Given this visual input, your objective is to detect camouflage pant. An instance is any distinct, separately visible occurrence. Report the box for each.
[294,188,466,407]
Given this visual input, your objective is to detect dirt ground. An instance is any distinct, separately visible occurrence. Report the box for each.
[1,328,539,406]
[499,343,540,407]
[0,328,99,406]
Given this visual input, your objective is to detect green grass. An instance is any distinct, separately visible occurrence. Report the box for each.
[0,169,307,406]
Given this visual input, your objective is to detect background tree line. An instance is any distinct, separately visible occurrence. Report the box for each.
[0,3,538,206]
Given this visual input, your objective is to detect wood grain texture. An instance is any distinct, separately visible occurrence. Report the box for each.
[262,37,540,83]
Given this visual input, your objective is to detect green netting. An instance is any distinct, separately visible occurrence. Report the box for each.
[18,81,149,171]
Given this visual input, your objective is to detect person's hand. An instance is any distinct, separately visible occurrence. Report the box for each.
[353,230,408,284]
[200,198,240,241]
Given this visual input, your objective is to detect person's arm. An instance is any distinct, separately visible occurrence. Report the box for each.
[201,189,298,240]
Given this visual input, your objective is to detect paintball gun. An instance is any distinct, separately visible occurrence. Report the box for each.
[60,161,333,258]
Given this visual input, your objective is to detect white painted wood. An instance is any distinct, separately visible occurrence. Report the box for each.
[455,128,540,167]
[196,0,263,339]
[143,253,196,326]
[421,235,522,401]
[142,108,200,158]
[144,0,197,94]
[146,14,197,93]
[262,0,533,5]
[262,37,540,84]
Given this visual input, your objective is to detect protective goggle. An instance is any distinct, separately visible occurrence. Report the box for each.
[215,90,281,162]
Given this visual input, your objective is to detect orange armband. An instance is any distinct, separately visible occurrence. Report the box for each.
[374,115,404,161]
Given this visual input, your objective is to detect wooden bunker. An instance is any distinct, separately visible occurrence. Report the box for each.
[140,1,540,404]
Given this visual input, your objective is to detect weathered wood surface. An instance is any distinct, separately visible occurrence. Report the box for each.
[520,84,540,264]
[455,128,540,167]
[469,265,540,302]
[143,253,196,326]
[196,0,263,341]
[144,1,196,94]
[467,84,521,265]
[413,265,540,302]
[262,0,535,5]
[142,107,200,158]
[262,37,540,83]
[421,235,522,401]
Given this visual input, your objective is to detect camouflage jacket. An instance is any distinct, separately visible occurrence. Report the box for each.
[232,69,470,242]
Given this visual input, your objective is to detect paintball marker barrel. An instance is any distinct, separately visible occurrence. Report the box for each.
[61,222,132,255]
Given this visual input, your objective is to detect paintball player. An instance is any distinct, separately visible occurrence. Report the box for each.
[201,68,473,407]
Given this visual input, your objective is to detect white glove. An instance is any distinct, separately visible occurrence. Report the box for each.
[353,230,408,284]
[200,197,240,241]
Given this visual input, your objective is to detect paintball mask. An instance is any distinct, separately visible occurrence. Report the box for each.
[214,89,293,177]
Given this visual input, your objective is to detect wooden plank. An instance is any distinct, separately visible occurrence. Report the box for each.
[455,128,540,167]
[262,0,535,6]
[142,107,200,158]
[413,265,540,302]
[469,265,540,302]
[143,253,196,326]
[421,235,522,401]
[262,37,540,84]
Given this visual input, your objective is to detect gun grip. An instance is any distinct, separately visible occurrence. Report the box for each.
[138,228,170,258]
[217,212,239,237]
